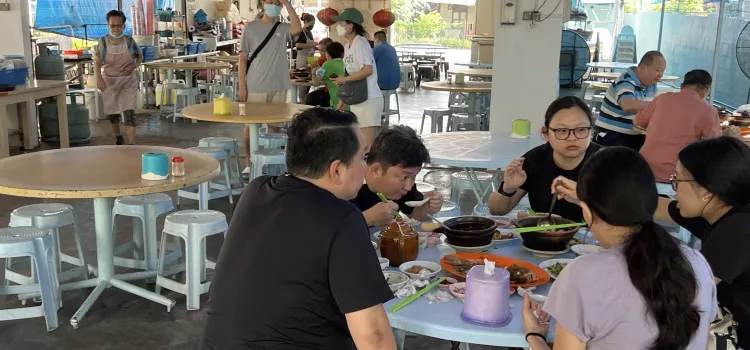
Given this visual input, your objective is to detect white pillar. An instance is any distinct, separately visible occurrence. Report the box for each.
[489,1,564,134]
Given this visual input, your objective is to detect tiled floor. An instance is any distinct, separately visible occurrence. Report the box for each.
[0,85,583,349]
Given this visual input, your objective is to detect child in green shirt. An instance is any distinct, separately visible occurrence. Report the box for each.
[313,42,349,111]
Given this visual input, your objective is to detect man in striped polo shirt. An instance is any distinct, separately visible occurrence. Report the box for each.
[594,51,666,150]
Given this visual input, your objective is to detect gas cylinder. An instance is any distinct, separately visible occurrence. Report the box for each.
[34,43,65,81]
[38,93,91,144]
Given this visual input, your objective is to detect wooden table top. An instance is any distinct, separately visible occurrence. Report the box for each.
[590,72,680,82]
[0,80,69,97]
[447,69,493,78]
[142,62,232,70]
[0,146,220,199]
[420,81,492,93]
[206,55,239,63]
[181,102,311,124]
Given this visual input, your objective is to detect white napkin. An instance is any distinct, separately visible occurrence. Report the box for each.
[393,279,431,298]
[425,290,454,303]
[484,259,495,275]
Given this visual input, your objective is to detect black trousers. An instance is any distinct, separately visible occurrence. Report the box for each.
[592,126,645,151]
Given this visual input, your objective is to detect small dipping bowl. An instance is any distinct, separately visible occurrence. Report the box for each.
[378,257,389,270]
[449,282,466,300]
[438,277,458,290]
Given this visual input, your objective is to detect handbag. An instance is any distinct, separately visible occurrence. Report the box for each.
[708,304,739,350]
[337,75,368,105]
[246,21,281,75]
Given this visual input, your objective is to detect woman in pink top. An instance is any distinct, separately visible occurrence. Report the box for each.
[634,69,721,182]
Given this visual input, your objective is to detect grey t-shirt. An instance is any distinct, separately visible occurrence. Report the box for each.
[544,245,717,349]
[240,20,292,93]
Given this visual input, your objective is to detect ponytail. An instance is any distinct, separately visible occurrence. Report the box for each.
[623,221,700,350]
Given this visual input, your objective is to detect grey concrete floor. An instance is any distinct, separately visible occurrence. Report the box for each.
[0,86,582,349]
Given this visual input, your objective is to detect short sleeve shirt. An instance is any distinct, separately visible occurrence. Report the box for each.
[669,202,750,347]
[321,58,349,110]
[372,43,401,91]
[597,68,657,135]
[343,35,382,100]
[516,143,601,222]
[544,245,716,350]
[200,174,394,350]
[350,183,424,220]
[240,21,292,93]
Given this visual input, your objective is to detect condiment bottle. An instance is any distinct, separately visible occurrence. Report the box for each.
[171,156,185,177]
[239,102,246,116]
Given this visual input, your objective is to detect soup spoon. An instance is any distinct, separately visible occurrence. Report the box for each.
[405,197,430,207]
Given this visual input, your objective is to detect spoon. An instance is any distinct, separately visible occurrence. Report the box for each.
[426,214,452,232]
[405,197,430,207]
[538,179,561,227]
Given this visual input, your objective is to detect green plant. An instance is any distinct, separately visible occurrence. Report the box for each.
[624,0,713,13]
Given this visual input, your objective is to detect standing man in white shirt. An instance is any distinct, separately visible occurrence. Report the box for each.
[238,0,302,176]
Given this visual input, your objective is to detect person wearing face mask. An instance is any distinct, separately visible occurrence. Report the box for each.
[594,51,666,150]
[294,13,317,103]
[330,8,383,151]
[95,10,142,145]
[238,0,302,177]
[634,69,731,183]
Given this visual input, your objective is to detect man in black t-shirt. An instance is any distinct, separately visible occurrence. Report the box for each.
[350,125,443,226]
[200,107,396,350]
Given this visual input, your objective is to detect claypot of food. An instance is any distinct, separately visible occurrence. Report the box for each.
[442,216,498,247]
[380,219,418,267]
[514,215,579,251]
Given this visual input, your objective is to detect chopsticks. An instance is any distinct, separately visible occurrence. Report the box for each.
[376,192,402,219]
[513,222,586,233]
[390,277,446,313]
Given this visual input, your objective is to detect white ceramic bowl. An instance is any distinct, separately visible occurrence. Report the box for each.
[383,271,409,292]
[449,282,466,300]
[399,261,442,280]
[571,244,604,256]
[371,241,378,250]
[379,257,389,270]
[538,258,574,279]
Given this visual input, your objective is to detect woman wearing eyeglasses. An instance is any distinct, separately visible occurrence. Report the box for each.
[95,10,142,145]
[554,136,750,349]
[487,96,600,222]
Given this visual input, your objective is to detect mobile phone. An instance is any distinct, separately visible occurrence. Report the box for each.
[330,73,339,79]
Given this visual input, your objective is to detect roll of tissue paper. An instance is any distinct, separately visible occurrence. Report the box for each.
[141,152,169,180]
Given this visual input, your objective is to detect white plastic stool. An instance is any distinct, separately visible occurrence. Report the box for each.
[197,82,219,103]
[0,227,61,331]
[399,65,416,93]
[415,181,436,194]
[112,194,180,272]
[7,204,87,287]
[448,114,480,132]
[177,147,234,207]
[472,203,491,217]
[381,89,401,126]
[434,200,461,218]
[258,133,288,150]
[199,137,244,193]
[450,104,469,116]
[450,171,494,203]
[155,210,228,310]
[249,148,287,181]
[420,108,451,134]
[173,87,201,123]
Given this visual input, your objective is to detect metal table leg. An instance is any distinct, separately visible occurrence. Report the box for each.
[70,197,175,329]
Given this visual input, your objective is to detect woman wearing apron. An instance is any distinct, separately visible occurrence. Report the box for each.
[95,10,142,145]
[294,13,316,103]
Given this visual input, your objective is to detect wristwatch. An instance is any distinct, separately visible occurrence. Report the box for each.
[498,181,517,197]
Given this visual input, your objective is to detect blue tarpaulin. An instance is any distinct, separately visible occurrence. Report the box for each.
[34,0,172,40]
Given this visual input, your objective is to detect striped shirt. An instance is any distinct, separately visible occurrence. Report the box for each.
[596,68,657,135]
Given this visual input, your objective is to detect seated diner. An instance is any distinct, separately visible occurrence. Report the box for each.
[487,95,600,222]
[201,107,395,349]
[524,147,716,349]
[350,125,443,227]
[634,69,722,183]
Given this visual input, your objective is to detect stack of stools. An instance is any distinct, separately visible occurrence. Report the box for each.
[178,147,234,207]
[6,204,88,289]
[420,108,451,134]
[173,87,201,123]
[450,171,495,203]
[155,210,228,310]
[198,137,245,196]
[0,227,61,331]
[111,194,181,274]
[399,65,416,92]
[159,82,185,117]
[249,149,286,181]
[258,132,288,150]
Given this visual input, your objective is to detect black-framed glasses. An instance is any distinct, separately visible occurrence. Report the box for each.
[108,24,125,29]
[548,127,592,140]
[669,174,695,191]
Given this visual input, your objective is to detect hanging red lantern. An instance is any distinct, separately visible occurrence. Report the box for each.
[317,7,339,27]
[373,8,396,28]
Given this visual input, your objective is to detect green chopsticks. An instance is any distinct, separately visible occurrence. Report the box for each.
[526,208,537,215]
[512,222,586,233]
[377,192,402,219]
[389,277,446,313]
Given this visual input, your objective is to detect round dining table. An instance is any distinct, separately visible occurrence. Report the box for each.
[447,69,493,80]
[180,102,310,158]
[142,61,232,89]
[586,61,635,71]
[375,225,578,349]
[589,71,680,82]
[0,145,220,328]
[421,131,540,202]
[421,81,492,125]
